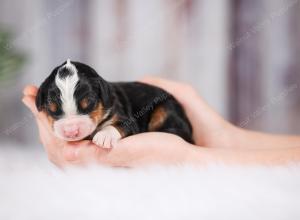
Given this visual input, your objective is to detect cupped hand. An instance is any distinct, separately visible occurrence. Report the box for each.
[22,86,197,168]
[22,77,237,168]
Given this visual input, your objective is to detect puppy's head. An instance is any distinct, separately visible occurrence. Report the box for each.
[36,59,113,141]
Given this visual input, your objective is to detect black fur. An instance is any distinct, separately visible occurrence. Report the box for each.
[36,61,194,143]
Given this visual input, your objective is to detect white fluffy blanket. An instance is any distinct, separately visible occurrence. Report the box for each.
[1,144,300,220]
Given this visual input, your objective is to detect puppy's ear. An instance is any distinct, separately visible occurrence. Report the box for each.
[35,88,45,111]
[36,66,60,111]
[36,79,51,112]
[36,72,57,111]
[96,77,113,107]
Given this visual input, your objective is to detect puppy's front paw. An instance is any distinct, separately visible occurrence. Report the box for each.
[92,126,122,148]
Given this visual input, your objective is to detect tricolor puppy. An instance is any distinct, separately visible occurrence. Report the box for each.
[36,59,194,148]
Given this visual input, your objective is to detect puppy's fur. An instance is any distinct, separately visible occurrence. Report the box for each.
[36,60,194,148]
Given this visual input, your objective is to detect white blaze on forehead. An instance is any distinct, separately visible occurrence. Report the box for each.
[55,59,79,116]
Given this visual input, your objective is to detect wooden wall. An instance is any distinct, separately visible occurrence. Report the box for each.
[229,0,300,134]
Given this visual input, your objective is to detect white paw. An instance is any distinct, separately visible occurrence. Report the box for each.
[92,126,122,148]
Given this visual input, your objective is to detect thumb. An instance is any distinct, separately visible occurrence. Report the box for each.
[22,85,41,118]
[22,94,53,133]
[22,95,39,117]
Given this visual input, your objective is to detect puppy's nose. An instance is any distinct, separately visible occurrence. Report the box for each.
[63,124,79,138]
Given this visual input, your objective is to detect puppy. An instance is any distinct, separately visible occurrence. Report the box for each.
[36,59,194,148]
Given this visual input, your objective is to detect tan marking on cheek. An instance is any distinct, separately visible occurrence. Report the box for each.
[148,106,168,131]
[49,102,57,113]
[89,102,104,124]
[80,98,89,109]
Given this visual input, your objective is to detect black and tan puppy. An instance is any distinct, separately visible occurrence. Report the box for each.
[36,59,194,148]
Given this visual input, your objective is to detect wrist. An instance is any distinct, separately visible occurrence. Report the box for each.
[228,126,255,149]
[219,123,241,148]
[201,120,239,149]
[183,144,212,166]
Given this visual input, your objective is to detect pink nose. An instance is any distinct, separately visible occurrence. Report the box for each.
[63,124,79,138]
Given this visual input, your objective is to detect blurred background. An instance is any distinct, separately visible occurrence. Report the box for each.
[0,0,299,146]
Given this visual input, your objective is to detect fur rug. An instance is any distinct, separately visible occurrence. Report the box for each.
[1,144,300,220]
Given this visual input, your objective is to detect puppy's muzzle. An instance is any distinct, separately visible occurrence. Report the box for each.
[53,115,96,141]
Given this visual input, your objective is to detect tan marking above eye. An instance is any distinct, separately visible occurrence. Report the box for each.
[49,102,58,112]
[80,98,89,109]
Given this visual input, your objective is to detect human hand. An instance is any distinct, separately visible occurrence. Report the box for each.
[140,77,237,148]
[22,85,82,167]
[22,86,199,167]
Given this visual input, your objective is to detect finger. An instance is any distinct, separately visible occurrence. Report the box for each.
[23,85,38,96]
[22,93,61,149]
[22,95,46,120]
[139,76,166,87]
[115,132,181,148]
[139,76,180,95]
[63,141,105,164]
[22,95,53,132]
[62,144,81,162]
[35,117,61,146]
[113,133,152,149]
[22,95,39,117]
[140,76,201,110]
[67,140,91,146]
[139,76,174,86]
[63,140,120,166]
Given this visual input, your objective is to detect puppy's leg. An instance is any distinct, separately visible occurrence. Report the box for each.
[92,125,122,148]
[92,116,139,148]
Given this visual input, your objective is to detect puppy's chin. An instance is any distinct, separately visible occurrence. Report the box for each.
[54,135,87,142]
[53,115,97,141]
